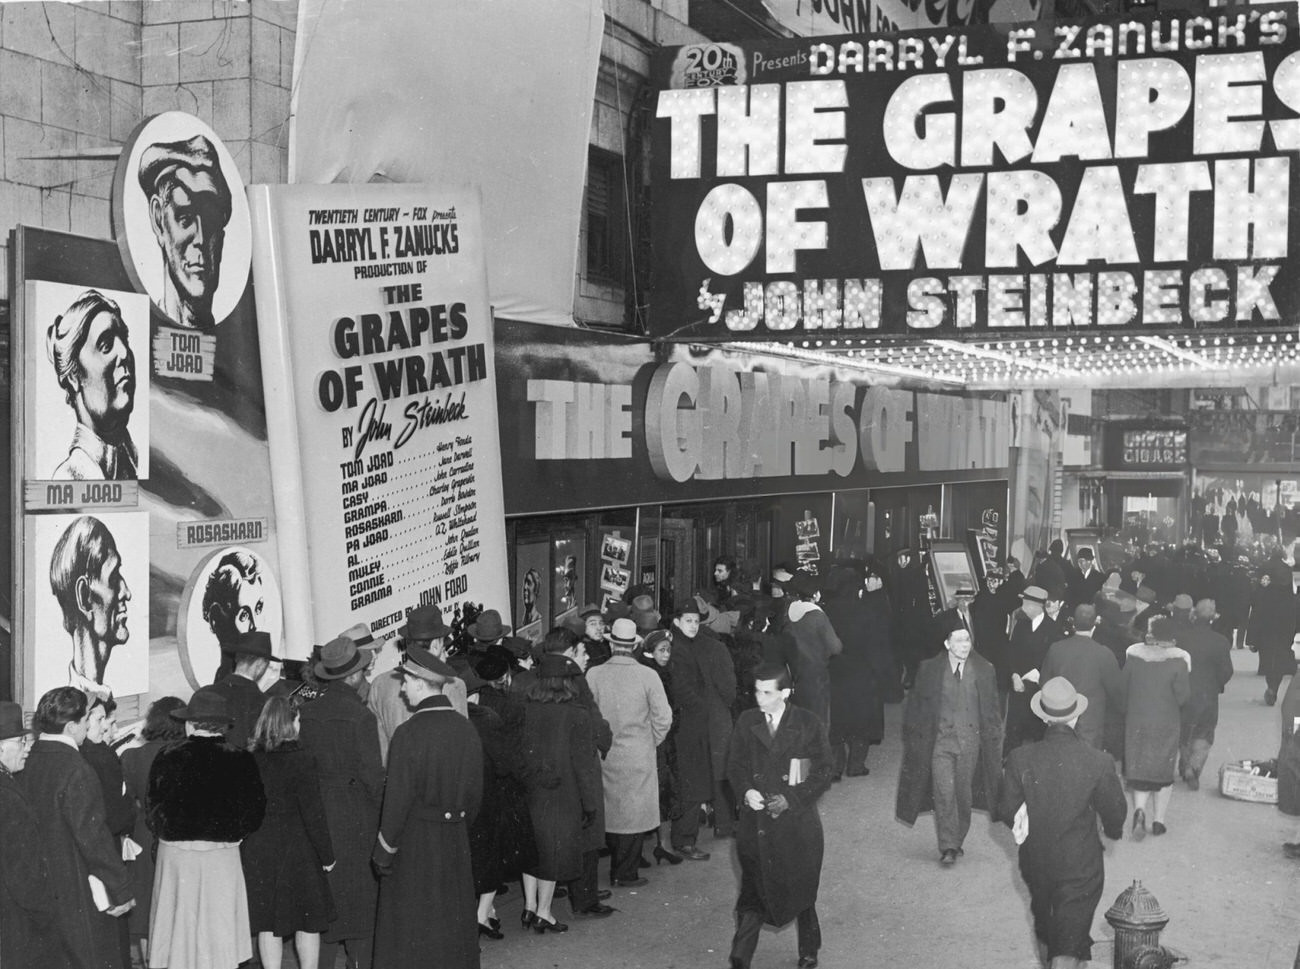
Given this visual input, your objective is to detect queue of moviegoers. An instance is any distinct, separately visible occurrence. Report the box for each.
[3,520,1300,969]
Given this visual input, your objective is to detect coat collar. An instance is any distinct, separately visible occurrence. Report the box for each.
[413,694,453,713]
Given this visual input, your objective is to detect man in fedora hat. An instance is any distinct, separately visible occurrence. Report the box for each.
[587,618,672,889]
[467,608,511,653]
[372,646,482,969]
[999,677,1127,969]
[1005,585,1061,755]
[0,700,59,969]
[368,604,466,764]
[209,629,277,750]
[896,616,1003,867]
[299,630,384,969]
[23,688,135,969]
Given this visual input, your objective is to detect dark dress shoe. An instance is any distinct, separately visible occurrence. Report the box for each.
[798,957,819,968]
[576,903,617,918]
[940,849,957,866]
[1152,821,1167,836]
[654,845,683,865]
[1132,809,1146,842]
[613,876,648,888]
[478,921,504,940]
[521,909,536,929]
[487,916,501,932]
[845,765,869,777]
[675,844,711,861]
[597,889,612,900]
[532,915,569,933]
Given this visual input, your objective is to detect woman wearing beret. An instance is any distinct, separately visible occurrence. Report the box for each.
[0,700,60,969]
[519,638,602,934]
[120,696,186,966]
[146,687,266,969]
[241,697,336,969]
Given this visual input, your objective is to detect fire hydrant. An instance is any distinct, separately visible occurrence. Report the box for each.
[1104,881,1188,969]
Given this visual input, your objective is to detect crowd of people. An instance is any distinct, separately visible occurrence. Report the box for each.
[0,536,1297,969]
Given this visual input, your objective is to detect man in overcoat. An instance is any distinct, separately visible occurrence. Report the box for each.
[209,628,275,749]
[299,628,384,969]
[1005,586,1061,755]
[587,618,673,888]
[372,645,483,969]
[999,677,1127,969]
[22,687,134,969]
[670,599,737,856]
[895,619,1003,865]
[725,664,833,969]
[1175,598,1234,789]
[1041,605,1123,752]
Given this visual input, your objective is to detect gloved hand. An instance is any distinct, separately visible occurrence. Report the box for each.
[764,794,789,817]
[582,809,597,829]
[370,842,395,877]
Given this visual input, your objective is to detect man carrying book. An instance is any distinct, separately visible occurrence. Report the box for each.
[724,664,833,969]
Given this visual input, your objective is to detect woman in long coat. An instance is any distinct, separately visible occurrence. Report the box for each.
[120,696,185,964]
[823,564,886,779]
[1248,560,1297,705]
[0,701,60,969]
[519,653,602,934]
[1122,618,1190,840]
[785,572,843,728]
[242,697,336,969]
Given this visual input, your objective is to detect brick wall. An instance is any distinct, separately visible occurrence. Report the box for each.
[0,0,296,298]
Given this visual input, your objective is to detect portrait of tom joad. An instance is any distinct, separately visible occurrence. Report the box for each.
[138,134,232,329]
[45,289,139,481]
[48,515,134,701]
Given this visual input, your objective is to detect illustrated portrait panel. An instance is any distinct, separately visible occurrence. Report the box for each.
[176,545,285,690]
[30,511,150,702]
[114,112,251,330]
[28,281,151,481]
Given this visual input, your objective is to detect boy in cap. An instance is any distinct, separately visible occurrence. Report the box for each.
[372,646,483,969]
[1000,677,1127,969]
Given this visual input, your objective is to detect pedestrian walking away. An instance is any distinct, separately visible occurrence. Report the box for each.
[999,676,1127,969]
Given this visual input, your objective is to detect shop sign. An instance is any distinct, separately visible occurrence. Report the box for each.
[1190,410,1300,466]
[649,8,1300,341]
[1121,428,1187,467]
[496,321,1010,515]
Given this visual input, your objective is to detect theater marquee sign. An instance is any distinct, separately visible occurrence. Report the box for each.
[649,8,1300,340]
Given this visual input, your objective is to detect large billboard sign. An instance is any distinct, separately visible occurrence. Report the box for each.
[650,8,1300,341]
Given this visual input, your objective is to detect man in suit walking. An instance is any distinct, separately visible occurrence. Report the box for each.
[895,617,1004,866]
[725,664,834,969]
[1000,677,1127,969]
[1041,605,1124,753]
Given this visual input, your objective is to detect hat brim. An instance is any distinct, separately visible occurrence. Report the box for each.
[313,646,375,681]
[398,623,450,641]
[605,634,642,648]
[471,625,511,641]
[1030,691,1088,724]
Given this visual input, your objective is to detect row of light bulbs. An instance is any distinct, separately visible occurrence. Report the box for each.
[747,330,1300,384]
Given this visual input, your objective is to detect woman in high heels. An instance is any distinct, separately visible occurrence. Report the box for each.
[519,639,603,933]
[638,629,683,865]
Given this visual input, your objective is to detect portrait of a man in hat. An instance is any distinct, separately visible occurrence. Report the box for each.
[45,289,138,481]
[137,134,233,328]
